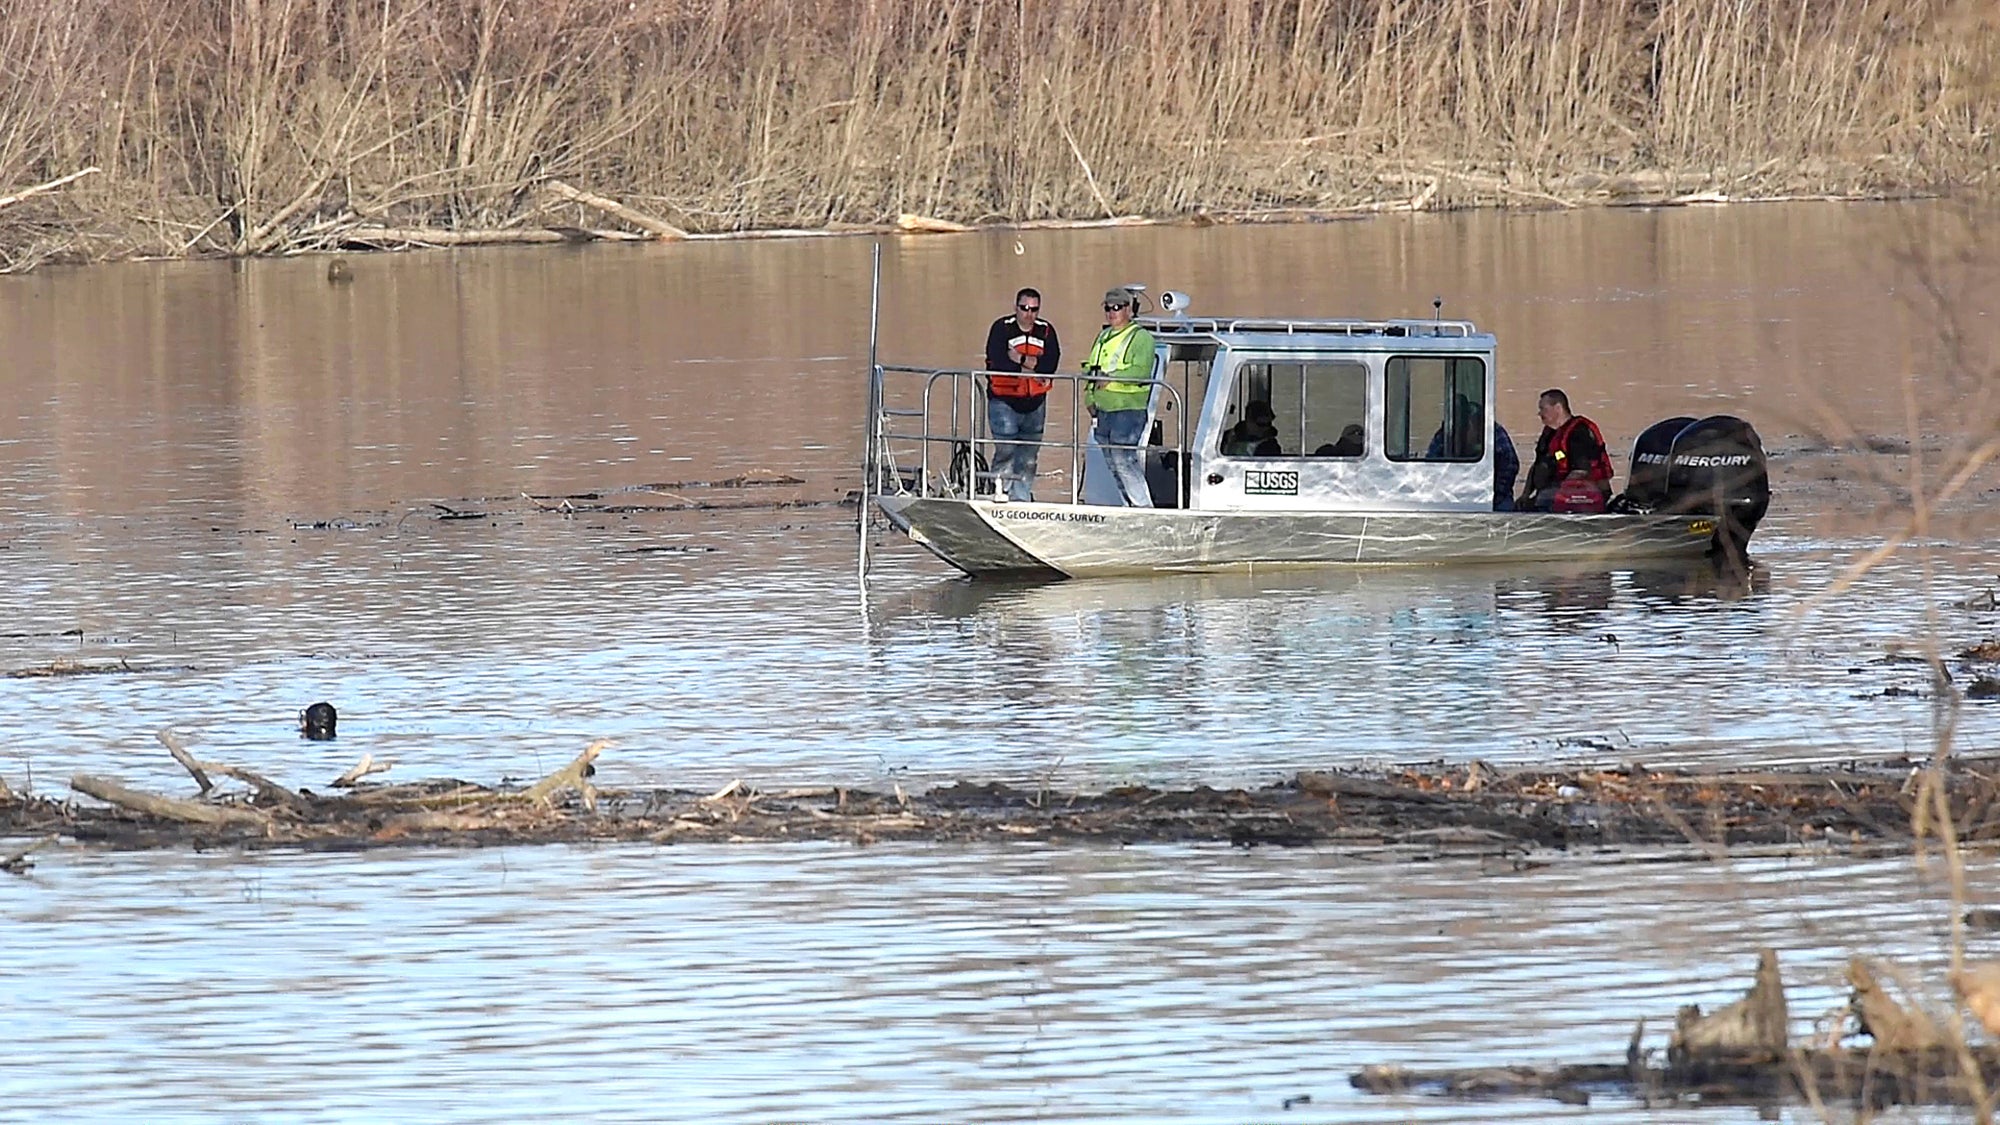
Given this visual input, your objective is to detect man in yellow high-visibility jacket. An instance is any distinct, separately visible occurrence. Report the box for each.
[1082,288,1158,506]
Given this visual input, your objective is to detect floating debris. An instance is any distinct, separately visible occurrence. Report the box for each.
[8,658,137,679]
[7,755,1998,855]
[1356,951,2000,1110]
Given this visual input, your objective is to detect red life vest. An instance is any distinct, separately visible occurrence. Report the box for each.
[1550,415,1614,483]
[989,328,1053,398]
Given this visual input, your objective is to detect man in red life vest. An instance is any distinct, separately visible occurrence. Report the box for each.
[982,287,1062,500]
[1520,388,1614,512]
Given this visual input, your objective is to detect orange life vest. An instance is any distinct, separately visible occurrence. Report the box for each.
[1550,415,1614,483]
[989,329,1053,398]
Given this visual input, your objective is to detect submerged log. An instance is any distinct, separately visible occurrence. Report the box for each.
[1,834,54,874]
[1355,1047,2000,1108]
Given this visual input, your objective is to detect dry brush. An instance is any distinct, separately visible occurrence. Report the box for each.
[0,0,1995,267]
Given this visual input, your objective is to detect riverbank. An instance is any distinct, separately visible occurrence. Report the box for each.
[0,0,1994,271]
[3,748,1988,860]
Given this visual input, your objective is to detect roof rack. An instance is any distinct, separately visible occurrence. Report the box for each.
[1141,315,1480,338]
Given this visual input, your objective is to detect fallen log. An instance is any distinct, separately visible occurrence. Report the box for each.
[894,213,971,234]
[70,773,269,827]
[0,166,100,212]
[543,180,687,239]
[343,226,648,247]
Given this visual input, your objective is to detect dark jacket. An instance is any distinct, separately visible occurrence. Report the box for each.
[983,316,1061,406]
[1493,424,1520,510]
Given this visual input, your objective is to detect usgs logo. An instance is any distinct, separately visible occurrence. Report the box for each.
[1244,470,1299,496]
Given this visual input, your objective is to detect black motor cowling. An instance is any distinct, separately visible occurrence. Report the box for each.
[1611,414,1770,562]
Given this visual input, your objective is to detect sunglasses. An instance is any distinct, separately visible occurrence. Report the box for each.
[1103,303,1130,312]
[1016,304,1039,312]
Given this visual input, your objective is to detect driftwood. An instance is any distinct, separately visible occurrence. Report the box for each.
[1,834,54,874]
[894,213,972,234]
[4,760,1996,854]
[158,731,300,808]
[519,740,605,810]
[1671,948,1790,1060]
[543,180,687,239]
[1849,958,1947,1049]
[343,226,649,247]
[159,731,213,792]
[1355,1048,2000,1108]
[70,773,270,827]
[1357,949,2000,1110]
[331,753,393,787]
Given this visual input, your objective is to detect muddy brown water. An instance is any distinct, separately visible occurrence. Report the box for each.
[2,201,1999,1122]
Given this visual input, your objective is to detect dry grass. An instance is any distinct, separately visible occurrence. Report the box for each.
[0,0,1994,266]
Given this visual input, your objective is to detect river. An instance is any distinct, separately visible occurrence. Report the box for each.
[2,200,1997,1122]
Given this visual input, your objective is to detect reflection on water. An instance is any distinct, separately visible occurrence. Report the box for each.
[0,505,1993,799]
[1,842,1987,1124]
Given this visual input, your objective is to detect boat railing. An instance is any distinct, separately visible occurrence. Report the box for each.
[862,364,1187,510]
[1144,315,1478,338]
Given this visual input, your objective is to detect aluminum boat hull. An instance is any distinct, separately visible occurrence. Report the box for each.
[878,495,1719,578]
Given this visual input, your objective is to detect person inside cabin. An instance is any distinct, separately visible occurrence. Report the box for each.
[1314,423,1364,457]
[1221,400,1283,456]
[1082,288,1158,506]
[1491,422,1520,510]
[1519,388,1613,512]
[982,286,1061,501]
[1424,394,1518,510]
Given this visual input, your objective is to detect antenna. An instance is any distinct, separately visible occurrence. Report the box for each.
[1432,296,1443,322]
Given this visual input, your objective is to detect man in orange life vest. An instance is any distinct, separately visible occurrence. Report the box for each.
[982,287,1062,500]
[1520,388,1614,512]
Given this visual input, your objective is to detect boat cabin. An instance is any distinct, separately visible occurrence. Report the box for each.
[1132,305,1503,513]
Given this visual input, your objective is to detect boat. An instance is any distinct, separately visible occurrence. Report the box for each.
[859,277,1770,580]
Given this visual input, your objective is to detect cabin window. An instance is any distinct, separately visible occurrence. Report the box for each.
[1385,356,1486,462]
[1224,360,1366,458]
[1157,344,1215,449]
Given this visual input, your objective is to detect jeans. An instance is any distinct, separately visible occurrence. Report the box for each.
[1093,408,1151,507]
[986,396,1046,501]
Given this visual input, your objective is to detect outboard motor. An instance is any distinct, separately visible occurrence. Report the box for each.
[1611,415,1770,562]
[1619,416,1696,510]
